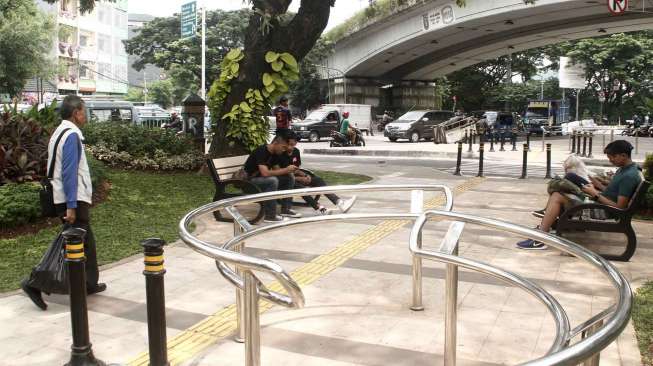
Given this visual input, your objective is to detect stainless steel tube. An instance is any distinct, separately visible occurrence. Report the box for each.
[582,319,604,366]
[444,246,459,366]
[234,222,245,343]
[410,231,424,311]
[244,271,260,366]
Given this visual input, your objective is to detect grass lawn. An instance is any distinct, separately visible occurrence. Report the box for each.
[0,169,370,292]
[634,281,653,365]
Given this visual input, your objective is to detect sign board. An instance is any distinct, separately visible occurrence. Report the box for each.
[559,57,587,89]
[528,101,550,109]
[420,2,456,32]
[607,0,628,15]
[181,1,197,39]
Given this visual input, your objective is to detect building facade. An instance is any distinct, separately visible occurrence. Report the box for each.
[40,0,129,96]
[127,13,165,89]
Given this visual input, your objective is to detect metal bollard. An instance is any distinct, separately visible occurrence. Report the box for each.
[511,132,517,151]
[454,142,463,176]
[571,132,576,153]
[142,238,169,366]
[581,132,588,157]
[489,132,495,152]
[569,132,573,152]
[477,143,484,177]
[588,132,594,158]
[463,129,468,144]
[444,245,459,366]
[576,131,582,154]
[472,130,476,145]
[62,228,106,366]
[500,132,505,151]
[468,131,473,152]
[636,134,639,155]
[610,128,614,142]
[545,143,552,179]
[520,143,528,179]
[526,132,531,152]
[602,132,606,150]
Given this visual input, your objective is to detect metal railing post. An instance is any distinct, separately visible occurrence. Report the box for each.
[453,142,462,176]
[444,245,459,366]
[569,131,573,152]
[520,143,528,179]
[610,128,614,142]
[62,227,106,366]
[511,131,517,151]
[410,190,424,311]
[141,238,169,366]
[636,134,639,155]
[545,143,552,179]
[571,131,576,153]
[582,132,588,157]
[489,132,495,152]
[243,271,261,366]
[541,128,546,152]
[526,132,531,151]
[500,131,505,151]
[477,143,484,177]
[576,131,582,154]
[602,131,606,150]
[588,132,594,158]
[581,319,604,366]
[468,130,473,152]
[235,223,246,343]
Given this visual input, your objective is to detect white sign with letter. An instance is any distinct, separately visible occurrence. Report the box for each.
[420,2,456,32]
[559,57,587,89]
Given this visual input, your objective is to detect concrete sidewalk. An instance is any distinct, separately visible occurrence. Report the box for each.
[0,161,651,365]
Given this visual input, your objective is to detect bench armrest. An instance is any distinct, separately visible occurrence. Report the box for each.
[300,168,315,177]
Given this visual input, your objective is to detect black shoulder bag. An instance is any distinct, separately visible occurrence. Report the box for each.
[40,128,72,217]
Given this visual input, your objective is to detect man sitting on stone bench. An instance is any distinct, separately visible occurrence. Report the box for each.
[244,133,301,223]
[281,131,357,215]
[517,140,642,250]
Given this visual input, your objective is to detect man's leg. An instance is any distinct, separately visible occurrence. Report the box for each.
[295,182,320,210]
[74,202,99,288]
[539,192,569,232]
[249,177,279,218]
[276,174,295,212]
[309,175,340,205]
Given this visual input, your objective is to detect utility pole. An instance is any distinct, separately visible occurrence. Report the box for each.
[143,70,148,104]
[201,6,206,100]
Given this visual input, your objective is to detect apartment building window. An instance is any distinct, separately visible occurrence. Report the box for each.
[114,64,127,82]
[97,63,112,80]
[98,34,111,53]
[80,61,95,79]
[79,31,94,48]
[98,6,111,25]
[114,38,125,55]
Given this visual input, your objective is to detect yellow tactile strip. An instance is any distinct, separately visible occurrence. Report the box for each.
[128,177,485,365]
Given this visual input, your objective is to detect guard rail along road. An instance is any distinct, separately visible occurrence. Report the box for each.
[179,184,632,366]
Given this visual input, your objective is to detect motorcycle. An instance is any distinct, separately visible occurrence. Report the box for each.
[330,128,366,147]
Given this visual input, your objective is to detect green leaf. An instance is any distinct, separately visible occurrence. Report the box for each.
[265,84,276,93]
[230,63,240,74]
[262,73,273,86]
[265,51,279,63]
[240,102,253,113]
[226,48,242,61]
[271,60,284,72]
[279,53,298,69]
[254,90,263,100]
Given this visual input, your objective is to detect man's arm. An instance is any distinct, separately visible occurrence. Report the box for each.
[258,164,296,177]
[61,133,81,223]
[582,184,629,209]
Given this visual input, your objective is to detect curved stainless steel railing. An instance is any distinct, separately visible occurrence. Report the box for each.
[179,184,632,366]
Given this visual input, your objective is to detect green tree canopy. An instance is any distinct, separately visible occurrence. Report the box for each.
[0,0,55,97]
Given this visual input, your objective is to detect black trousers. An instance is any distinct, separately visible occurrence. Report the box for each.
[295,175,340,210]
[55,202,99,288]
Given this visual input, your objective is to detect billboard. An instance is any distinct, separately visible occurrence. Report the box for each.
[559,57,587,89]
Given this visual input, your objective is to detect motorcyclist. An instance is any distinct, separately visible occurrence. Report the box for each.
[340,111,355,144]
[165,112,183,132]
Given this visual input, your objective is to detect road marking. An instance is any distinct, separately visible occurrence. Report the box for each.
[128,177,485,365]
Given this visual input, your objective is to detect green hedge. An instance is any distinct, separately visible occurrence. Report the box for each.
[0,183,41,228]
[83,123,204,171]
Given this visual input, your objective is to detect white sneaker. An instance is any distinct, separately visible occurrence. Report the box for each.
[336,196,357,213]
[263,215,287,223]
[280,209,302,218]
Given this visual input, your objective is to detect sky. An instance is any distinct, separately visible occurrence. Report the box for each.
[128,0,371,31]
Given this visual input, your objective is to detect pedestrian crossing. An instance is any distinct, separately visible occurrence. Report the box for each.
[445,161,565,178]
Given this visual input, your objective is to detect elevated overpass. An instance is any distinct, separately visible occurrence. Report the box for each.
[322,0,653,108]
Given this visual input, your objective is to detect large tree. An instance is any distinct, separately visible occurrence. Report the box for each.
[0,0,55,97]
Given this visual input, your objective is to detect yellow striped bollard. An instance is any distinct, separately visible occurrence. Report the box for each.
[141,238,169,366]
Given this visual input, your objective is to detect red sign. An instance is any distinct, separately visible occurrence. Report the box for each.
[607,0,628,15]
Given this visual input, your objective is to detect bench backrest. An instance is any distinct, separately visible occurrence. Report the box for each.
[207,155,249,183]
[626,178,651,214]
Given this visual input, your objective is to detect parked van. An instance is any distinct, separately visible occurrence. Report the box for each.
[384,110,454,142]
[292,104,372,142]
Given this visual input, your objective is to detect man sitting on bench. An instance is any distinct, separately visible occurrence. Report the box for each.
[282,131,357,215]
[517,140,642,250]
[244,133,301,223]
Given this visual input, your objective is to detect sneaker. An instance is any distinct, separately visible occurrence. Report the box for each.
[316,206,330,215]
[532,209,545,218]
[337,196,357,213]
[263,215,286,223]
[516,239,547,250]
[87,283,107,295]
[280,209,302,218]
[21,279,47,311]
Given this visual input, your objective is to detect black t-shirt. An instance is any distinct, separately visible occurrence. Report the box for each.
[244,145,276,177]
[277,148,301,168]
[273,106,292,129]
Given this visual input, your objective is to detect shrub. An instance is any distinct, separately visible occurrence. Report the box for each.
[0,107,50,184]
[83,123,204,171]
[0,183,41,228]
[644,153,653,182]
[87,154,108,191]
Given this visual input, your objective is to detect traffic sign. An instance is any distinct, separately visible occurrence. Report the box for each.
[181,1,197,39]
[607,0,628,15]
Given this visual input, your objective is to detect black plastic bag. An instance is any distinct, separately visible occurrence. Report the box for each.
[26,232,69,295]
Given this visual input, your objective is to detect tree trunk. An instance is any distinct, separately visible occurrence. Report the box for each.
[209,0,334,158]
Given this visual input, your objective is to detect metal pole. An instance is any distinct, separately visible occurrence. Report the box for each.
[511,131,517,151]
[444,245,458,366]
[582,319,604,366]
[234,223,245,343]
[588,133,594,158]
[411,233,423,311]
[244,271,261,366]
[489,132,495,152]
[636,135,639,155]
[582,132,587,157]
[343,75,347,104]
[545,143,552,179]
[201,7,206,100]
[576,89,580,121]
[468,131,473,152]
[142,238,169,366]
[62,228,106,366]
[541,128,546,152]
[610,128,614,142]
[453,142,462,176]
[576,131,582,154]
[477,143,484,177]
[520,143,528,179]
[571,131,576,153]
[500,131,505,151]
[602,132,606,150]
[526,132,531,152]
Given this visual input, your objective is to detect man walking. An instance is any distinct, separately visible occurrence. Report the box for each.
[273,96,292,135]
[22,95,106,310]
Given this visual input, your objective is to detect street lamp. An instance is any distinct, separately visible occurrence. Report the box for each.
[312,63,347,103]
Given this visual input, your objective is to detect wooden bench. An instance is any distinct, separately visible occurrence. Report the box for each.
[207,155,264,224]
[556,178,650,262]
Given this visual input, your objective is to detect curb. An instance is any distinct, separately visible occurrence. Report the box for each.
[303,148,475,159]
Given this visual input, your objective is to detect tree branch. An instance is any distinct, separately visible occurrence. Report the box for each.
[274,0,334,59]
